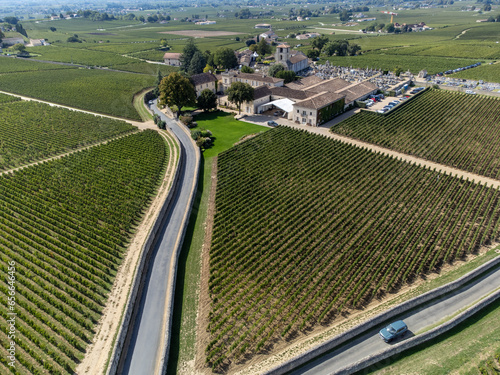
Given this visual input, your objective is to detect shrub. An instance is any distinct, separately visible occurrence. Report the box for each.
[179,114,193,126]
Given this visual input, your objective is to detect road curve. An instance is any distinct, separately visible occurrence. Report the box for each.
[289,262,500,375]
[119,102,199,375]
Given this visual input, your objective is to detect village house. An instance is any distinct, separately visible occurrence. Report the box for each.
[259,28,278,43]
[220,71,284,92]
[1,37,25,47]
[163,52,182,66]
[190,73,218,97]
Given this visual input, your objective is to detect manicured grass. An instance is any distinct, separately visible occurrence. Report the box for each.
[167,111,269,374]
[133,88,154,121]
[194,111,267,158]
[365,288,500,375]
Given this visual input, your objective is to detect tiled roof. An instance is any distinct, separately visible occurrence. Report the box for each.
[288,54,308,64]
[295,92,344,109]
[286,75,324,90]
[190,73,217,86]
[163,52,182,59]
[270,86,312,100]
[336,81,378,103]
[254,85,272,100]
[305,78,351,94]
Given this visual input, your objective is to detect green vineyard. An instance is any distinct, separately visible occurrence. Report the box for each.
[0,131,167,374]
[0,69,154,121]
[0,100,136,171]
[331,89,500,179]
[0,94,20,104]
[207,127,500,369]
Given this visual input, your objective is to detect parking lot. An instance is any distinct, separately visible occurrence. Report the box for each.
[363,87,424,113]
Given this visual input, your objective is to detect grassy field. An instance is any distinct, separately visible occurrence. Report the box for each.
[0,68,154,120]
[0,131,167,374]
[194,111,267,158]
[167,111,269,374]
[0,100,136,170]
[331,89,500,179]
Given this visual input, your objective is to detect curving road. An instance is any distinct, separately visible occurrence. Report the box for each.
[119,102,199,375]
[289,262,500,375]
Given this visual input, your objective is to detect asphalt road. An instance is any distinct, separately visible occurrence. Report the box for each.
[120,103,198,375]
[290,263,500,375]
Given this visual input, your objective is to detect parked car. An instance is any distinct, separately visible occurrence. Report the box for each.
[267,120,278,127]
[377,108,388,113]
[379,320,408,342]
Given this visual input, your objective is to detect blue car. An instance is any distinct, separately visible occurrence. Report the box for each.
[379,320,408,342]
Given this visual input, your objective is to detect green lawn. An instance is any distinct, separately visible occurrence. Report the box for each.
[167,110,269,374]
[194,111,268,158]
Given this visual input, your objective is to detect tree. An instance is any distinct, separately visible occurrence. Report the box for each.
[213,47,238,70]
[348,43,361,56]
[152,69,163,98]
[256,38,272,56]
[4,16,18,25]
[245,39,256,47]
[268,63,285,77]
[311,35,329,50]
[322,40,350,56]
[339,10,351,22]
[50,27,57,32]
[394,66,403,77]
[307,49,320,59]
[12,43,26,53]
[67,35,82,43]
[203,64,215,73]
[16,23,27,38]
[385,23,395,33]
[188,51,206,75]
[159,72,196,118]
[180,38,201,72]
[241,65,254,73]
[197,89,217,112]
[276,70,296,83]
[226,82,254,113]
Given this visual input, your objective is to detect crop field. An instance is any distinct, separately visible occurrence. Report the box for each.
[332,89,500,179]
[0,130,167,374]
[0,100,136,171]
[28,45,139,67]
[0,93,20,104]
[0,68,154,120]
[206,127,500,370]
[452,63,500,84]
[384,43,500,60]
[320,54,481,75]
[0,57,76,73]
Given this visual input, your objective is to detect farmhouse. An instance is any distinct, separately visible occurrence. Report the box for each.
[190,72,218,97]
[232,76,377,126]
[1,37,25,46]
[259,29,278,43]
[296,33,320,40]
[275,43,309,73]
[163,52,182,66]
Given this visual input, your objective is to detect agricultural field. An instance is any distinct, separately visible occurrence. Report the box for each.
[452,63,500,84]
[0,130,167,374]
[0,100,136,171]
[0,93,21,104]
[331,89,500,179]
[205,126,500,370]
[0,68,154,121]
[319,54,481,75]
[0,57,76,73]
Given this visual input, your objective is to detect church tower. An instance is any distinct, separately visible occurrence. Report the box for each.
[275,43,290,67]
